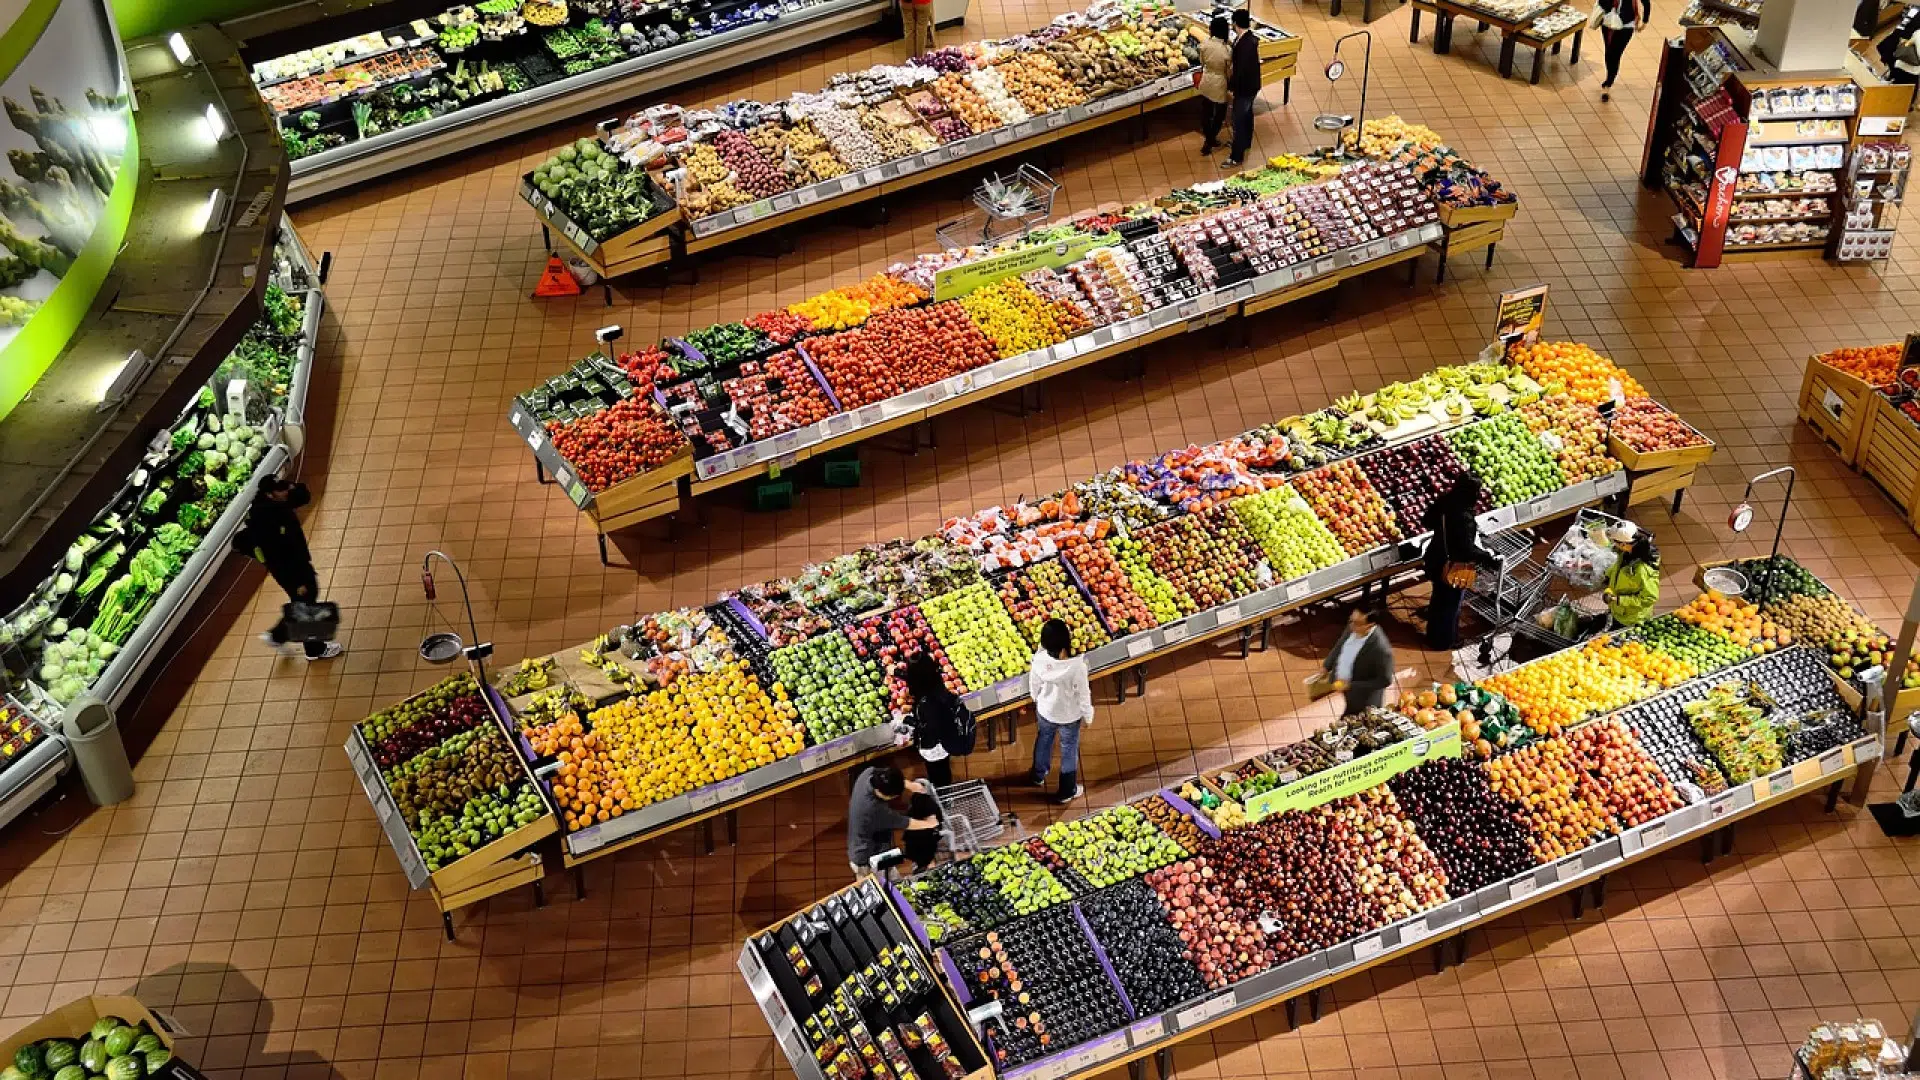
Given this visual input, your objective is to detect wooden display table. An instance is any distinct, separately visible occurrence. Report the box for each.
[1860,393,1920,517]
[1798,355,1882,466]
[1430,200,1516,282]
[1410,0,1583,82]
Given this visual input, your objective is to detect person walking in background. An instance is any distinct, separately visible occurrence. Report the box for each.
[1027,619,1093,804]
[1421,475,1496,651]
[1196,16,1232,155]
[1224,8,1261,167]
[234,476,341,661]
[901,0,935,59]
[846,765,938,878]
[903,652,966,787]
[1595,0,1648,101]
[1603,521,1661,627]
[1322,608,1394,716]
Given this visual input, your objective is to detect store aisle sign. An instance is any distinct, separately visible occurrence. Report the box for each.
[1244,720,1461,819]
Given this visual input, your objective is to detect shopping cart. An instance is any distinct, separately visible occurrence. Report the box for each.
[929,779,1020,860]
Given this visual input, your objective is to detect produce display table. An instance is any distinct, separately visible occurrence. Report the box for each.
[1513,13,1586,84]
[523,47,1301,282]
[742,625,1883,1080]
[1429,200,1516,282]
[1798,353,1882,466]
[283,0,894,202]
[1860,393,1920,518]
[1409,0,1575,81]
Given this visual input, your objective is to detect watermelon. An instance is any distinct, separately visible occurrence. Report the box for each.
[2,1066,25,1080]
[87,1019,121,1043]
[102,1059,140,1080]
[126,1039,158,1060]
[100,1030,135,1060]
[39,1046,74,1073]
[13,1045,43,1077]
[75,1042,104,1075]
[142,1049,170,1075]
[50,1067,83,1080]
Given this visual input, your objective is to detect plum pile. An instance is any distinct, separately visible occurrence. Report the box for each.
[901,858,1017,940]
[1388,757,1538,893]
[1079,879,1208,1015]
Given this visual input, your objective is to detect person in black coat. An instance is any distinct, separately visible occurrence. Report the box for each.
[1595,0,1648,101]
[1323,608,1395,716]
[902,652,957,786]
[236,477,341,660]
[1420,475,1496,651]
[1225,8,1261,167]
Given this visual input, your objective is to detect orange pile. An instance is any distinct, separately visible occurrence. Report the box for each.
[551,730,630,831]
[1816,343,1901,388]
[1486,737,1616,862]
[1675,590,1791,651]
[1508,341,1647,405]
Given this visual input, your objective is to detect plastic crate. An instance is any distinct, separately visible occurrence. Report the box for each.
[820,449,861,488]
[752,477,794,512]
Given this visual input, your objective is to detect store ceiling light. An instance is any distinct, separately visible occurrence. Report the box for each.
[168,32,193,65]
[204,102,227,142]
[202,188,228,234]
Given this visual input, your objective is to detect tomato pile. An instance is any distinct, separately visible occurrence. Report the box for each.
[548,398,688,491]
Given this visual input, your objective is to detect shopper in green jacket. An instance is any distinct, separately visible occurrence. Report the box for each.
[1604,521,1660,627]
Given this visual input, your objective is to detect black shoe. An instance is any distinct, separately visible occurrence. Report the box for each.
[1027,772,1047,787]
[1051,773,1082,805]
[1224,157,1244,168]
[1600,92,1611,102]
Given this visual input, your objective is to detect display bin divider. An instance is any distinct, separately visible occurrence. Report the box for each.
[936,946,971,1005]
[792,341,843,413]
[727,597,771,641]
[1070,902,1137,1020]
[1157,787,1221,839]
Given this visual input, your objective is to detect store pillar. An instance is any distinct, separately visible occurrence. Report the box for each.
[1753,0,1857,72]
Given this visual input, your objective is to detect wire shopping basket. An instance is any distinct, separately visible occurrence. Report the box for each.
[931,779,1016,857]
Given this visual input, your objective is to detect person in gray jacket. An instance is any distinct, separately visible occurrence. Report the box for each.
[1323,608,1393,716]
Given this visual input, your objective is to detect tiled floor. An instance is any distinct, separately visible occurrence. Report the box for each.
[4,2,1919,1078]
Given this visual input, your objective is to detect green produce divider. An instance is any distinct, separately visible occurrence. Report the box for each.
[931,233,1114,302]
[1244,718,1463,820]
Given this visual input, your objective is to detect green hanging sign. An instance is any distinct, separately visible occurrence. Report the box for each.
[1243,719,1462,820]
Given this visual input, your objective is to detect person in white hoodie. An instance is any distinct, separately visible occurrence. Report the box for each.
[1027,619,1093,804]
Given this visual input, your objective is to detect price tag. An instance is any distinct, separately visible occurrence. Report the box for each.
[1853,737,1883,763]
[992,128,1017,145]
[1178,299,1202,320]
[1399,917,1429,944]
[1160,622,1188,645]
[924,381,950,405]
[796,186,820,205]
[1819,748,1846,775]
[771,194,795,213]
[1043,111,1067,129]
[825,412,854,435]
[1708,790,1740,819]
[1768,770,1794,796]
[688,786,723,812]
[1126,636,1155,659]
[739,944,767,984]
[1174,1001,1214,1031]
[1149,306,1179,328]
[1422,222,1444,243]
[854,404,884,427]
[971,366,999,390]
[1556,856,1583,882]
[1217,604,1241,624]
[1128,1017,1165,1048]
[373,795,395,824]
[553,467,573,489]
[1285,579,1311,603]
[526,430,545,452]
[1628,820,1668,852]
[1352,934,1385,961]
[1508,878,1535,903]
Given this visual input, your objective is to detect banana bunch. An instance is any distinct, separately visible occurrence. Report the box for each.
[1303,411,1371,449]
[502,656,556,695]
[522,684,590,726]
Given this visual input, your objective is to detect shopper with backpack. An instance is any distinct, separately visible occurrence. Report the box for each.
[902,652,972,786]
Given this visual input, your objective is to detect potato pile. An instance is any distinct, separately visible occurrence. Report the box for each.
[997,53,1086,113]
[933,72,1005,132]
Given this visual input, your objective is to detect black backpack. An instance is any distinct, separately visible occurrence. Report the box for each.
[941,696,977,757]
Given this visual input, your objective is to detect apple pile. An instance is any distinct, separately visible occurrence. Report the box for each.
[1063,542,1161,636]
[1611,399,1708,456]
[1144,856,1281,989]
[1328,790,1451,921]
[1291,460,1403,556]
[1446,414,1565,507]
[1565,718,1682,827]
[1633,614,1753,672]
[1389,756,1539,892]
[547,397,688,492]
[920,582,1030,690]
[1231,484,1347,580]
[1518,395,1620,483]
[1041,804,1188,887]
[769,631,889,743]
[994,558,1108,654]
[361,672,489,767]
[1357,435,1478,531]
[845,604,964,714]
[1106,535,1190,622]
[1134,508,1266,611]
[1485,736,1617,862]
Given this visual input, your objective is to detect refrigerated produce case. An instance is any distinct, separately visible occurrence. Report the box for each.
[0,218,327,821]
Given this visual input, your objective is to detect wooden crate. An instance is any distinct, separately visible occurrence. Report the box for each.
[1860,394,1920,513]
[1607,412,1716,471]
[1797,356,1880,466]
[1437,201,1518,228]
[1626,463,1697,507]
[589,447,693,518]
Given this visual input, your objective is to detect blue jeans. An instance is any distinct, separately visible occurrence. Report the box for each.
[1032,719,1082,780]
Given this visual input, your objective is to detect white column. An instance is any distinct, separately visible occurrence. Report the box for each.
[1753,0,1860,72]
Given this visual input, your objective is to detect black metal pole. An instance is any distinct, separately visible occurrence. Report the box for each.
[1739,467,1795,601]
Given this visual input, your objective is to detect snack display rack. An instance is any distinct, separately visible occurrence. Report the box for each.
[1678,0,1761,29]
[358,340,1707,886]
[1833,140,1910,263]
[1641,24,1916,268]
[743,610,1884,1080]
[269,0,899,201]
[1407,0,1588,84]
[0,220,327,817]
[518,11,1302,282]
